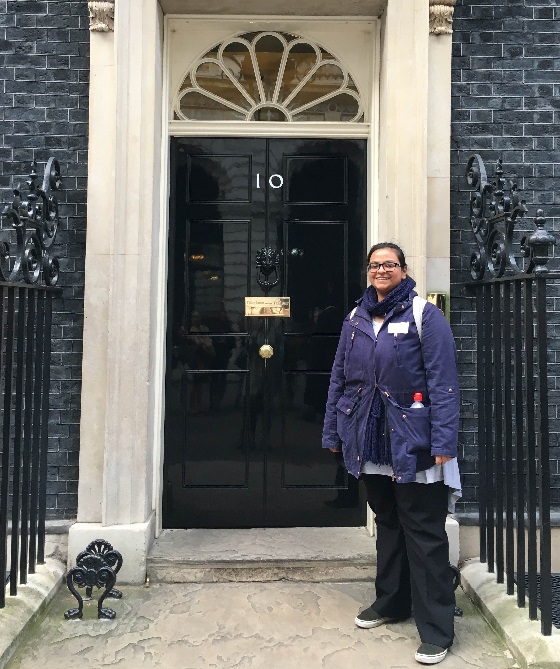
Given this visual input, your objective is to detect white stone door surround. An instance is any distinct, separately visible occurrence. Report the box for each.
[71,0,456,583]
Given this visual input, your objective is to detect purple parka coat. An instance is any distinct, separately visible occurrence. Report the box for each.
[322,291,460,482]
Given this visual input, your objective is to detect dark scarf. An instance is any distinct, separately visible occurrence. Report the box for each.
[361,276,416,317]
[361,276,417,466]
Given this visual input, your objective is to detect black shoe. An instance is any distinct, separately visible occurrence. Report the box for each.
[415,643,448,665]
[354,606,396,629]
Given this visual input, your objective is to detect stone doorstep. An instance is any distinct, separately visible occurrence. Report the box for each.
[461,559,560,669]
[147,527,377,583]
[148,561,375,583]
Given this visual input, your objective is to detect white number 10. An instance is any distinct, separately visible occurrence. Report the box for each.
[256,173,284,189]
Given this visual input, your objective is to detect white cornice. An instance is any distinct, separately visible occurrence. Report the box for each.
[159,0,386,17]
[168,119,370,138]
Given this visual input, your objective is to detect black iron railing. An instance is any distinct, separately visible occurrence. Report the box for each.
[0,284,59,605]
[465,154,556,635]
[0,159,62,607]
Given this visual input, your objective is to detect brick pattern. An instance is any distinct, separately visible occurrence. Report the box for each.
[451,0,560,517]
[0,1,89,519]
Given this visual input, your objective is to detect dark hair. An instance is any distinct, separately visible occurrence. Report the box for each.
[366,242,407,269]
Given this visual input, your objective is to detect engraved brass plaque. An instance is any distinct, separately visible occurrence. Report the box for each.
[245,297,290,317]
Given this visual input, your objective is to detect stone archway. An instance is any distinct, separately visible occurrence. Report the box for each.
[71,0,457,582]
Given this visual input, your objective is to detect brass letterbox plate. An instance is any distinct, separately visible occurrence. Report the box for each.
[245,297,290,317]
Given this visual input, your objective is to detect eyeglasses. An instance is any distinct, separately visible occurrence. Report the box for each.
[367,261,402,272]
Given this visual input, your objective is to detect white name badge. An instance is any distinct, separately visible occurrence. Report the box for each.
[387,322,410,335]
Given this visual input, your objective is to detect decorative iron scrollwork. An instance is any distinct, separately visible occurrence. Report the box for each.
[1,158,62,285]
[64,540,123,620]
[449,562,463,617]
[77,539,123,600]
[465,154,555,280]
[255,247,282,294]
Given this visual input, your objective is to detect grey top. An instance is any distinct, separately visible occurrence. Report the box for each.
[360,459,462,513]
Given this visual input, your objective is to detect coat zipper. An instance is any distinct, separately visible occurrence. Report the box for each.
[382,390,395,480]
[354,387,363,460]
[393,333,401,366]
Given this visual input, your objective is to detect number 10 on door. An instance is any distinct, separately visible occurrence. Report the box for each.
[256,174,284,189]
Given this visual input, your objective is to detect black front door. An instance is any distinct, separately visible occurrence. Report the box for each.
[164,137,367,528]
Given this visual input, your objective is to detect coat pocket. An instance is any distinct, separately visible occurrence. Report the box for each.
[384,396,431,455]
[335,391,362,447]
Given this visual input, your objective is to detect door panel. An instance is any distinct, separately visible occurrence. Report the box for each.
[285,155,347,204]
[187,154,252,203]
[186,219,251,319]
[164,137,367,528]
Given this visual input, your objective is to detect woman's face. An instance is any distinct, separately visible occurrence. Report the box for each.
[368,247,407,299]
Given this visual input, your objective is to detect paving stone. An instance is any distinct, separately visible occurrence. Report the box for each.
[5,582,519,669]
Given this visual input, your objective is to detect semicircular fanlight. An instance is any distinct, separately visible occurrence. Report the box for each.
[174,31,364,123]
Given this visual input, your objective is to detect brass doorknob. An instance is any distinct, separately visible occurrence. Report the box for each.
[259,344,274,359]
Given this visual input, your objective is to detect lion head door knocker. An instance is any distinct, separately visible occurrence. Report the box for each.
[255,247,282,294]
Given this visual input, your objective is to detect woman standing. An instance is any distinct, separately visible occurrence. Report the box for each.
[322,243,461,665]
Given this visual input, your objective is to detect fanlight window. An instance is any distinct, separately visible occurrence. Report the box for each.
[174,32,364,123]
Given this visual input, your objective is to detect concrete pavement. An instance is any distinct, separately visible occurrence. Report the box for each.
[6,580,518,669]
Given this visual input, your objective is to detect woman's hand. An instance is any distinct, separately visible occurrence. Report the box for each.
[329,447,341,453]
[435,455,452,465]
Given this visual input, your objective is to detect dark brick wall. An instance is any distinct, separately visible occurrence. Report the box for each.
[0,1,89,519]
[451,0,560,518]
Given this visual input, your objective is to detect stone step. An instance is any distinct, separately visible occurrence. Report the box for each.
[147,527,376,583]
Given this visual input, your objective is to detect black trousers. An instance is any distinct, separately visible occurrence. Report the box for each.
[361,474,455,648]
